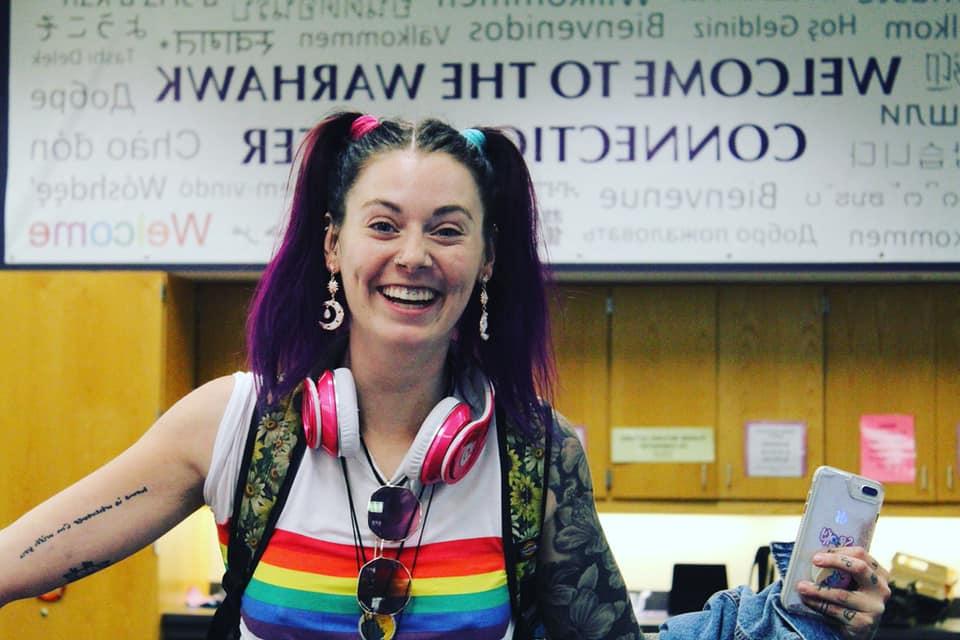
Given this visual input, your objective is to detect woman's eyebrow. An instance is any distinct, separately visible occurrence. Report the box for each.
[361,199,474,221]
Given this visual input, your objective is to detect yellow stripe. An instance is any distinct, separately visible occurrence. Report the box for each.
[254,562,506,597]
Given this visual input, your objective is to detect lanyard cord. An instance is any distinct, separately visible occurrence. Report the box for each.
[340,444,435,576]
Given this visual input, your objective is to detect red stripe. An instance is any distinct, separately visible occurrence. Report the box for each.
[217,522,230,546]
[259,530,504,578]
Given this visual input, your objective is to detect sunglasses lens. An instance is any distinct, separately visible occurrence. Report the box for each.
[357,557,412,615]
[368,485,421,541]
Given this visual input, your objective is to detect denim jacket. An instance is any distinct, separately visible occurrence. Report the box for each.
[657,543,843,640]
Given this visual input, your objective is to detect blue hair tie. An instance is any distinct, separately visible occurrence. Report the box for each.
[461,128,485,152]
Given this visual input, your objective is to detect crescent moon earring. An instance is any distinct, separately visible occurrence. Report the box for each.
[319,273,345,331]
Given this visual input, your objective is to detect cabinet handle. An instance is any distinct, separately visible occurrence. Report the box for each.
[948,466,955,491]
[700,464,708,490]
[725,463,733,489]
[920,465,928,491]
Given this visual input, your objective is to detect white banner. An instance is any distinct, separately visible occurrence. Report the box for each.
[3,1,959,267]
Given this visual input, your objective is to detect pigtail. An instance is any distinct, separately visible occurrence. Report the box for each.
[472,128,556,433]
[246,112,360,405]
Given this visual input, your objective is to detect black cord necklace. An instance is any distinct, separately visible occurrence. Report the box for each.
[339,438,436,601]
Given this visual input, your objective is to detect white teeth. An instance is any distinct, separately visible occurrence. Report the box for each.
[381,286,437,303]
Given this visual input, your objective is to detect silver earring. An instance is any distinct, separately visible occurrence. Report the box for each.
[319,274,345,331]
[479,279,490,341]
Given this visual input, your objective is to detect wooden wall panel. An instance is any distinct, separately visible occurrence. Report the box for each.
[0,272,163,640]
[825,285,937,503]
[609,286,717,499]
[549,285,610,498]
[194,282,255,384]
[717,286,824,500]
[935,284,960,503]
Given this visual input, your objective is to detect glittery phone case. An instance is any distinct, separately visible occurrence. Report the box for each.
[780,465,884,617]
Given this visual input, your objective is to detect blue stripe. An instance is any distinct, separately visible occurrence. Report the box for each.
[242,593,356,632]
[399,600,512,632]
[241,592,511,635]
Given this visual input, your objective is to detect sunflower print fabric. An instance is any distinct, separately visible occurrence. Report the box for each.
[236,386,302,555]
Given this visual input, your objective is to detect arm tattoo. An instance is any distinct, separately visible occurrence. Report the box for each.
[18,486,150,560]
[537,417,644,640]
[63,559,112,582]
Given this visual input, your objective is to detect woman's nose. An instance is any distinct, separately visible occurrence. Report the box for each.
[394,233,433,270]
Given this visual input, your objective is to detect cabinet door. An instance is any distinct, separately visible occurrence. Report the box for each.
[549,285,610,498]
[609,286,717,499]
[935,285,960,503]
[825,285,937,503]
[0,272,163,640]
[717,286,824,500]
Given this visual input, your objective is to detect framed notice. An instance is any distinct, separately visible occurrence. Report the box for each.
[611,426,715,464]
[745,421,807,478]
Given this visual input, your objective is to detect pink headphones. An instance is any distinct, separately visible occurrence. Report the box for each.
[301,368,495,485]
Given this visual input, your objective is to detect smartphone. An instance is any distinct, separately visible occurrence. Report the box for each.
[780,465,884,616]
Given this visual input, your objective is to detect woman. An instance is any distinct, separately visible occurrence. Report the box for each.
[0,113,889,640]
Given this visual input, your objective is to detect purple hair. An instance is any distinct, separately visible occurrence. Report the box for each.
[246,112,555,436]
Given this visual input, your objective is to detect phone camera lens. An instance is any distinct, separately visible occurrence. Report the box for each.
[861,485,878,497]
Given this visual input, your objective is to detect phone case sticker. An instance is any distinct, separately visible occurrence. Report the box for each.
[745,421,806,477]
[859,414,916,484]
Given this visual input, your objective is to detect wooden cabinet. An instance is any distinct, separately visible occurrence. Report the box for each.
[0,271,193,640]
[716,286,824,500]
[824,285,938,503]
[608,286,717,499]
[934,285,960,503]
[549,285,611,498]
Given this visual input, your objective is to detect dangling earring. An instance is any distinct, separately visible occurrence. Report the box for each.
[319,273,345,331]
[478,278,490,341]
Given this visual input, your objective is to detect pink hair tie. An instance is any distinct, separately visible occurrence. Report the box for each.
[350,115,380,140]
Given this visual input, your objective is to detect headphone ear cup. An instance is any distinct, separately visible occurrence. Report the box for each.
[315,370,341,456]
[440,419,488,484]
[301,376,322,450]
[400,398,465,485]
[439,381,494,484]
[331,368,360,459]
[421,402,475,485]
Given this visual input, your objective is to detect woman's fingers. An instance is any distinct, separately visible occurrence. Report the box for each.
[795,547,892,639]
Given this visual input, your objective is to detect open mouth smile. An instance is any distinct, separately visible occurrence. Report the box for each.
[379,285,439,307]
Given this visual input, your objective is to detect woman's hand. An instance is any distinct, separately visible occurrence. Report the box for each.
[796,546,892,640]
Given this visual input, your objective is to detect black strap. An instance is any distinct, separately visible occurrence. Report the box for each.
[498,404,550,640]
[206,392,308,640]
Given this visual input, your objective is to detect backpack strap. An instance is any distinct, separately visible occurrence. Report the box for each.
[207,385,307,640]
[498,403,552,640]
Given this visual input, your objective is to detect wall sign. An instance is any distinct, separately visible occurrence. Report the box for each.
[745,421,807,478]
[3,2,959,268]
[611,426,715,464]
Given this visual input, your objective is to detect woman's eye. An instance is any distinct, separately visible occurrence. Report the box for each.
[434,226,464,238]
[370,220,396,233]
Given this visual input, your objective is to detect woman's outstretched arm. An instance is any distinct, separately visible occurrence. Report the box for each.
[0,375,234,608]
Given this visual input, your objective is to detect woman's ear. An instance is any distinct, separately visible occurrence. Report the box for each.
[323,213,340,272]
[482,235,496,280]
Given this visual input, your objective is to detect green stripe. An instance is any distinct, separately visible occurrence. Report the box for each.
[245,578,509,614]
[408,586,510,613]
[246,579,357,614]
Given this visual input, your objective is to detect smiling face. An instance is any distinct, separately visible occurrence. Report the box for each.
[324,148,493,356]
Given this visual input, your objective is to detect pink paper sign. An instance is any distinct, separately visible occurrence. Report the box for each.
[859,414,916,484]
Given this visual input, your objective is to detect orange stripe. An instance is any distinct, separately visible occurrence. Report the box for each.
[258,530,504,578]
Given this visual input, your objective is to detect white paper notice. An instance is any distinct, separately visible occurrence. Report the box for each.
[745,422,807,478]
[611,427,715,464]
